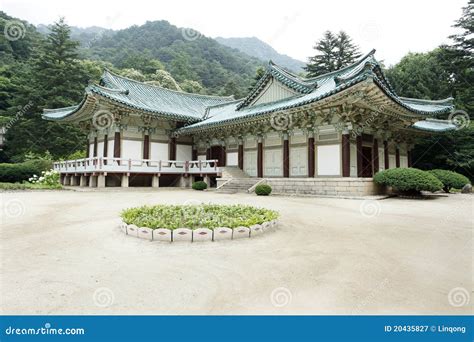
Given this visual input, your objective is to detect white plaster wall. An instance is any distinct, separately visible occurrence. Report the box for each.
[97,141,104,158]
[251,79,297,106]
[264,149,283,177]
[89,144,94,157]
[197,154,206,161]
[122,140,142,165]
[244,151,257,177]
[400,156,408,168]
[107,140,114,158]
[389,155,396,169]
[317,144,341,176]
[176,144,192,161]
[150,142,168,161]
[227,152,238,166]
[290,146,307,176]
[350,143,357,177]
[378,147,385,171]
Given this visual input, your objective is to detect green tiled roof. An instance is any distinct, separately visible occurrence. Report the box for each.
[43,50,455,135]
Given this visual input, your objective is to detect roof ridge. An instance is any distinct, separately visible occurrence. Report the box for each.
[102,69,234,101]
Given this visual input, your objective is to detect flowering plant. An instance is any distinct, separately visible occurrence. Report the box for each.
[29,169,60,186]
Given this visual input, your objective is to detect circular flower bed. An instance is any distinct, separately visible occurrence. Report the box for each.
[119,204,279,242]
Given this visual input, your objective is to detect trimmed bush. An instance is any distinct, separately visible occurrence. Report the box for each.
[255,184,272,196]
[429,169,470,193]
[374,168,443,195]
[0,159,52,183]
[192,180,207,190]
[121,204,279,229]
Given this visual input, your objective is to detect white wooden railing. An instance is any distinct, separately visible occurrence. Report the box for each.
[53,157,220,174]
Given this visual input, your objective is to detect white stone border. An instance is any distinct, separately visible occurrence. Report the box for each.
[119,219,279,243]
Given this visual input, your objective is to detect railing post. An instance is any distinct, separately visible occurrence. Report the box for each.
[185,161,189,172]
[128,158,131,171]
[199,160,202,171]
[99,157,103,169]
[159,160,162,172]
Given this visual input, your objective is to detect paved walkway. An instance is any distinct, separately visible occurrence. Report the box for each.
[0,189,471,314]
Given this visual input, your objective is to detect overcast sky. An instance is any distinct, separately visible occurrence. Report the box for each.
[0,0,466,66]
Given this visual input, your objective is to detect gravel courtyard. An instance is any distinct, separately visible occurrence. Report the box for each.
[0,189,471,315]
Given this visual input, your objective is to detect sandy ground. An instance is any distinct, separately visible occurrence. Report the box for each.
[0,188,472,315]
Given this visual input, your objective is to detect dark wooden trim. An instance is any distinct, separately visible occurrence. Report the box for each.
[93,137,98,157]
[192,148,197,160]
[221,146,226,166]
[383,140,389,169]
[308,137,315,177]
[407,149,412,167]
[372,138,379,174]
[143,134,150,159]
[283,138,289,177]
[206,147,211,160]
[342,133,351,177]
[103,134,108,164]
[257,142,263,178]
[238,144,244,170]
[395,148,400,168]
[86,138,90,158]
[113,132,121,158]
[169,137,176,160]
[356,135,363,177]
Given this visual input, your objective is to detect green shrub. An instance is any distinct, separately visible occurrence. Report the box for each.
[0,159,52,183]
[374,168,443,195]
[0,182,61,190]
[121,204,279,229]
[255,184,272,196]
[192,181,207,190]
[428,169,470,193]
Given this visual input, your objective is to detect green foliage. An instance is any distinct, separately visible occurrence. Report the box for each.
[255,184,272,196]
[0,182,61,190]
[428,169,470,193]
[0,159,52,183]
[374,168,443,195]
[192,181,207,190]
[305,30,361,77]
[29,169,60,187]
[65,150,86,160]
[120,204,279,229]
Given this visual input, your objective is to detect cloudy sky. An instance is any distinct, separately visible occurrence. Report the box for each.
[1,0,466,65]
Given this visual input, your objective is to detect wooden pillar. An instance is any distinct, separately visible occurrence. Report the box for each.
[283,136,289,178]
[220,146,226,167]
[85,137,90,158]
[383,140,389,169]
[342,133,351,177]
[395,147,400,168]
[169,137,176,160]
[103,134,108,165]
[206,147,211,160]
[238,143,244,170]
[356,135,363,177]
[257,140,263,178]
[113,131,121,158]
[308,136,315,177]
[143,134,150,159]
[407,149,412,167]
[372,138,379,174]
[192,148,197,161]
[93,137,98,157]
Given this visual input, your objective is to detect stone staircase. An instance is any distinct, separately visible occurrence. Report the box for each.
[216,167,263,193]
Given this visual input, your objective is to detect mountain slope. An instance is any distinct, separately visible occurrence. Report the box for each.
[76,21,263,98]
[215,36,305,73]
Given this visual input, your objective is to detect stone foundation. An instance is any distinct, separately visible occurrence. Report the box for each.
[265,177,384,197]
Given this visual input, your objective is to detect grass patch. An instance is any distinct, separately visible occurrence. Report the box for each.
[0,182,62,190]
[121,204,279,229]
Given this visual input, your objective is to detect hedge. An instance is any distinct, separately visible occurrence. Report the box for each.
[429,169,470,193]
[192,181,207,190]
[255,184,272,196]
[0,160,52,183]
[374,168,443,195]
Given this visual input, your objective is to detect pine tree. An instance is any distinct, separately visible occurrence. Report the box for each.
[305,31,361,77]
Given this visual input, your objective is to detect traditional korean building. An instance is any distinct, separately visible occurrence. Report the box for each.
[43,50,456,195]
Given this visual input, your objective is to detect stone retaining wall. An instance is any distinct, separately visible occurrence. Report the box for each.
[120,220,278,243]
[265,178,384,197]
